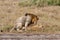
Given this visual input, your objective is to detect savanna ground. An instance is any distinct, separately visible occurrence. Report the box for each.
[0,0,60,34]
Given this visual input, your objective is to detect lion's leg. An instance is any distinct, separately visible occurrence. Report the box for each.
[10,25,16,32]
[24,22,29,31]
[16,23,23,31]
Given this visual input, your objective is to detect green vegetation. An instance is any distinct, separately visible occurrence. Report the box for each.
[18,0,60,7]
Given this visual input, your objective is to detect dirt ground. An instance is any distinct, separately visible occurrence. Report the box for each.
[0,0,60,34]
[0,34,60,40]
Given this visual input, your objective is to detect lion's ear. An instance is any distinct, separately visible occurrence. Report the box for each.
[25,13,28,16]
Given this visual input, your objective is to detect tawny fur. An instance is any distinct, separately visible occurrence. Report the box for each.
[10,13,39,32]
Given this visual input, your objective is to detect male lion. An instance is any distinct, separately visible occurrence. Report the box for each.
[25,13,39,25]
[10,13,39,32]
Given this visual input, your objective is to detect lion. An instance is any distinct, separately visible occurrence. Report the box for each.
[10,13,39,32]
[10,15,26,32]
[25,13,39,25]
[22,13,39,31]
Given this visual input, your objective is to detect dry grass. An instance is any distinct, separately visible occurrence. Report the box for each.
[0,0,60,34]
